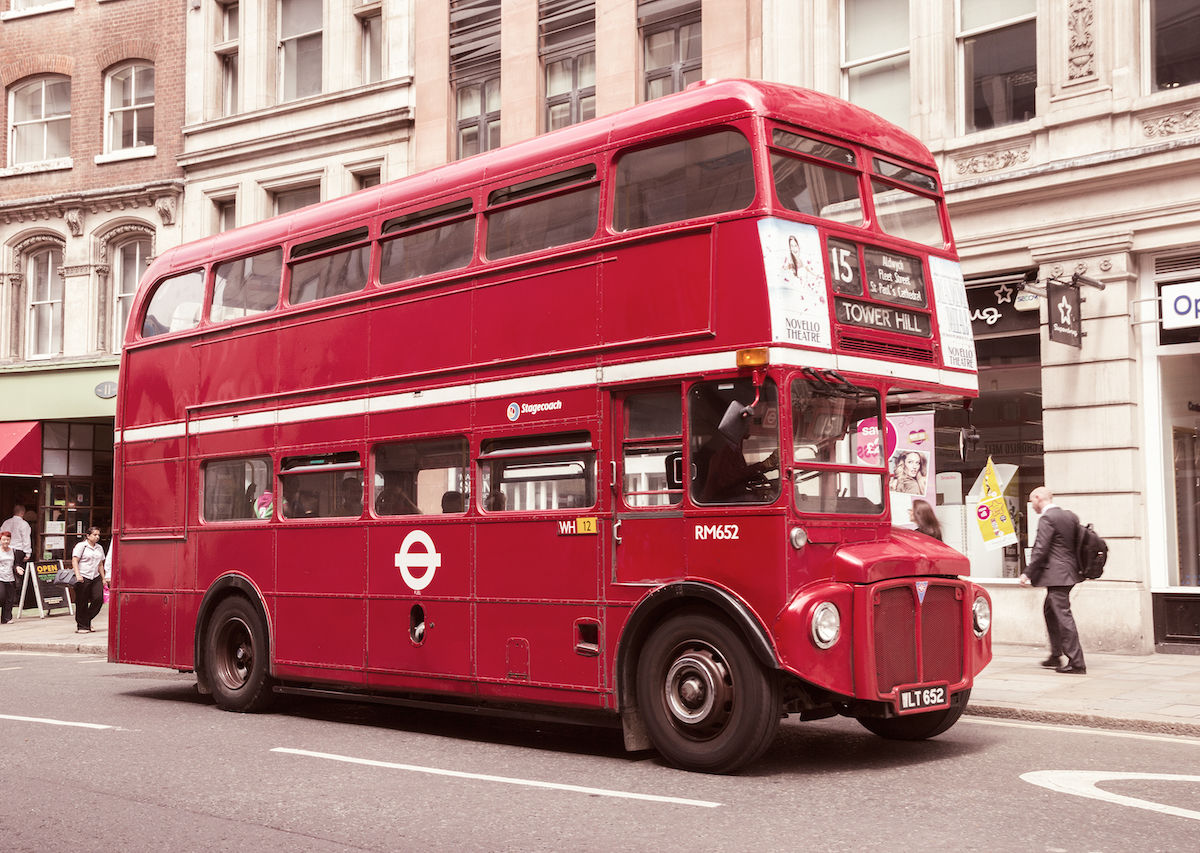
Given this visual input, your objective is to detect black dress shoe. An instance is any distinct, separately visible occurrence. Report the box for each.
[1056,664,1087,674]
[1040,655,1062,668]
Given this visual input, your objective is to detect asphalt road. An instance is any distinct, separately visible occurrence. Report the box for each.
[2,649,1198,852]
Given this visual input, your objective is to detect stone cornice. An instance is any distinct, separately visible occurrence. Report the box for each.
[0,180,183,227]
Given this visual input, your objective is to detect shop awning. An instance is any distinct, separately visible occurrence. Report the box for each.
[0,421,41,477]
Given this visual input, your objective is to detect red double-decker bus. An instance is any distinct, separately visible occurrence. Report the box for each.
[112,79,990,773]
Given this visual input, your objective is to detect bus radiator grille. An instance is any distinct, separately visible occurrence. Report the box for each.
[872,582,965,695]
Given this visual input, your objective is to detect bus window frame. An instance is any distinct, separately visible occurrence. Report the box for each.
[482,160,604,262]
[476,430,598,514]
[283,225,377,309]
[377,197,478,290]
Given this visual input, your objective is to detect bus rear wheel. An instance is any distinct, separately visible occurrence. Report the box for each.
[204,596,274,713]
[856,689,969,740]
[636,612,780,773]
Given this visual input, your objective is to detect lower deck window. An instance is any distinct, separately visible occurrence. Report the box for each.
[203,456,272,521]
[280,452,363,518]
[478,432,596,511]
[374,437,469,515]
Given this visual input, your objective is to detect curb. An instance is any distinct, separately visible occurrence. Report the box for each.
[0,642,106,655]
[965,703,1200,739]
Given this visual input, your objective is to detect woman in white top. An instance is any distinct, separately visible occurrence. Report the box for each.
[72,527,108,633]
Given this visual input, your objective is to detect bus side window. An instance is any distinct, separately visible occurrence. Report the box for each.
[280,452,363,519]
[621,389,683,508]
[688,379,781,505]
[485,166,600,260]
[212,248,283,322]
[478,431,596,512]
[614,129,755,232]
[202,456,272,521]
[373,437,469,516]
[141,269,205,338]
[379,199,475,285]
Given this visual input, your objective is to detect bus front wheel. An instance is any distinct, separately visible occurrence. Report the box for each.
[856,689,969,740]
[636,612,780,773]
[204,596,275,713]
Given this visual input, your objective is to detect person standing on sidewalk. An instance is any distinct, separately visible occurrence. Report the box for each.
[72,527,108,634]
[1020,486,1086,674]
[0,531,19,624]
[0,504,32,578]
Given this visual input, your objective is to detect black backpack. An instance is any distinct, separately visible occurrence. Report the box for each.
[1075,521,1108,580]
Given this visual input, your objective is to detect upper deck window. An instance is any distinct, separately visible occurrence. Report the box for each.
[770,129,863,224]
[211,248,282,323]
[485,166,599,260]
[379,199,475,285]
[288,229,371,305]
[141,269,205,338]
[614,129,754,231]
[870,159,945,248]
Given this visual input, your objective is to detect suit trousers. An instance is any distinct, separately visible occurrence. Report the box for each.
[1043,585,1085,668]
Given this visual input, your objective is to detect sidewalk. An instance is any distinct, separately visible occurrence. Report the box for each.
[3,606,1200,737]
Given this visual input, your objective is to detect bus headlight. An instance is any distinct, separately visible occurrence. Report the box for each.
[972,595,992,637]
[810,601,840,649]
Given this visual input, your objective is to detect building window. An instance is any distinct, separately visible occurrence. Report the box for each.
[273,184,322,215]
[456,76,501,158]
[8,76,71,166]
[279,0,323,101]
[105,63,155,153]
[960,0,1036,132]
[841,0,911,129]
[639,0,701,101]
[113,238,150,352]
[354,169,381,190]
[215,198,237,232]
[540,1,595,130]
[1151,0,1200,90]
[215,0,240,116]
[451,0,502,159]
[356,1,383,84]
[26,245,64,358]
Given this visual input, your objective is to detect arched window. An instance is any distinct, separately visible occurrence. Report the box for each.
[105,63,155,153]
[113,237,151,351]
[8,76,71,166]
[26,245,64,358]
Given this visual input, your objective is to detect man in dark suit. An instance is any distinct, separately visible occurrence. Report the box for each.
[1020,486,1086,674]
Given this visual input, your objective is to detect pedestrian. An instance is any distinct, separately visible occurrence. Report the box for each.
[0,503,32,578]
[1,530,20,624]
[1020,486,1086,674]
[909,499,942,540]
[71,527,108,634]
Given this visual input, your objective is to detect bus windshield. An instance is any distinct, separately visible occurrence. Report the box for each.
[790,372,884,515]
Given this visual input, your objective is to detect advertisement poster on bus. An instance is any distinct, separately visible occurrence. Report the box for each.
[928,256,978,373]
[887,411,937,525]
[757,219,833,350]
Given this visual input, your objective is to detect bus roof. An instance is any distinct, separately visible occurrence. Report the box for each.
[152,79,938,276]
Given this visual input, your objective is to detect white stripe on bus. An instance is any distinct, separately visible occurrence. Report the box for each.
[117,349,976,444]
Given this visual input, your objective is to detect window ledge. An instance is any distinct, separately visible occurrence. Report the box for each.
[0,0,74,22]
[95,146,157,166]
[0,157,73,179]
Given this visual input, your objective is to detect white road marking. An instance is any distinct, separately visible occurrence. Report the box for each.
[272,747,721,808]
[0,714,113,730]
[0,666,22,671]
[964,716,1200,747]
[1022,771,1200,822]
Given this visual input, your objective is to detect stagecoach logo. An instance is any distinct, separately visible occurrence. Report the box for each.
[395,530,441,592]
[916,580,929,605]
[506,399,564,422]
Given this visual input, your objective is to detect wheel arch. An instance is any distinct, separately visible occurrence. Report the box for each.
[193,573,272,696]
[614,581,778,749]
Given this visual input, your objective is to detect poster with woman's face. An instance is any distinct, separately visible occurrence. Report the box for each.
[885,412,936,524]
[757,218,832,350]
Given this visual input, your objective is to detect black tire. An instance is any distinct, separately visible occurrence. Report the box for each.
[636,612,780,773]
[204,596,274,712]
[856,689,970,740]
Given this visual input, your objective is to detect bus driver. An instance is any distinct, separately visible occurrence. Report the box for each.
[697,400,779,503]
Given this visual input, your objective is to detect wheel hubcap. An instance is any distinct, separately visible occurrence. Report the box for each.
[662,643,733,740]
[215,617,253,691]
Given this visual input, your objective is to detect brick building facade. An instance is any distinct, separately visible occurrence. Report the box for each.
[0,0,185,563]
